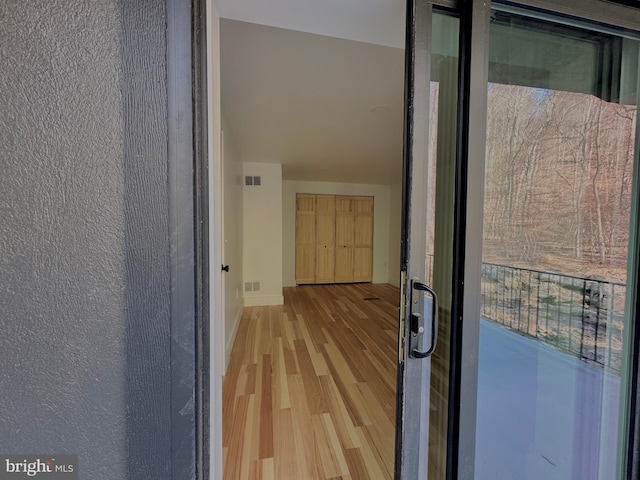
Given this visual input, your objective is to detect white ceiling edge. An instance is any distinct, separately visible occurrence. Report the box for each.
[219,19,406,186]
[214,0,406,48]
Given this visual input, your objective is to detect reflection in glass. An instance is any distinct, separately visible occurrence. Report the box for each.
[426,10,460,480]
[476,9,638,480]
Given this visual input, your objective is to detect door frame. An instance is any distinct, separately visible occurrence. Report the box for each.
[201,1,640,479]
[448,1,489,479]
[193,0,211,477]
[205,1,224,480]
[394,1,433,479]
[449,1,640,479]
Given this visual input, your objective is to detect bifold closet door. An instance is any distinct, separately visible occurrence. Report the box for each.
[315,195,336,283]
[335,196,355,282]
[353,196,373,282]
[295,194,316,284]
[296,193,373,284]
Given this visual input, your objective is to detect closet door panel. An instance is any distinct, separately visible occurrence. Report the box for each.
[315,195,335,283]
[335,196,354,282]
[297,213,316,245]
[316,194,335,213]
[316,245,335,283]
[354,215,373,246]
[315,197,335,245]
[353,247,373,282]
[353,196,373,215]
[353,196,373,282]
[296,246,315,284]
[316,214,336,246]
[296,193,316,284]
[335,196,352,213]
[297,193,316,212]
[335,215,354,246]
[335,246,354,283]
[296,193,373,284]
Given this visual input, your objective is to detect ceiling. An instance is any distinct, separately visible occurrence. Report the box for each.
[215,0,406,48]
[216,1,406,185]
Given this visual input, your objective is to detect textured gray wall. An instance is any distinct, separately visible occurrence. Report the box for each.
[0,1,174,478]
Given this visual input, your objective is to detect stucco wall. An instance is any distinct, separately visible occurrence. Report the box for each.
[0,1,175,478]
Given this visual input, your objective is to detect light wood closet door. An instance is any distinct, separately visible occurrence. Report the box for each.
[335,196,354,282]
[295,194,316,284]
[296,193,373,284]
[353,196,373,282]
[315,195,335,283]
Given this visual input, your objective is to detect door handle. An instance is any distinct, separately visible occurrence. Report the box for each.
[409,279,438,358]
[221,264,229,272]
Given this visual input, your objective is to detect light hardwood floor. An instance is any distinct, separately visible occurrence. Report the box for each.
[223,283,400,480]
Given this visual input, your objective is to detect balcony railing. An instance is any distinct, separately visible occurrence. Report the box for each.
[481,262,626,373]
[425,254,626,373]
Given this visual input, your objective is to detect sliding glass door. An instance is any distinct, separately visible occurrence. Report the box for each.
[475,6,640,479]
[396,1,640,479]
[395,3,461,479]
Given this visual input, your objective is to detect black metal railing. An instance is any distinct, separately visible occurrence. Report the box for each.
[425,254,626,372]
[481,262,626,373]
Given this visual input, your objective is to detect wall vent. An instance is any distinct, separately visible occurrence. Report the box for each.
[252,281,260,291]
[253,176,261,186]
[245,176,253,186]
[244,282,253,292]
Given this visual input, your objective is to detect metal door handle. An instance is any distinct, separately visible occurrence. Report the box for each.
[409,279,438,358]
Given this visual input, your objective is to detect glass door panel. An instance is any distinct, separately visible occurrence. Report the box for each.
[395,4,460,479]
[427,10,460,480]
[475,7,640,479]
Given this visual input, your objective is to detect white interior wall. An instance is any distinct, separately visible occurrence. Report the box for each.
[243,162,284,306]
[388,180,402,286]
[222,114,244,366]
[282,180,390,287]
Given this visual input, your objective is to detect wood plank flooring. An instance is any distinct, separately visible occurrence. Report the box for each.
[223,283,400,480]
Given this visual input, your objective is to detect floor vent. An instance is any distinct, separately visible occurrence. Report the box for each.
[363,297,381,301]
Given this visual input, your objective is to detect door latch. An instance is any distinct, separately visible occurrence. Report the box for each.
[409,279,438,358]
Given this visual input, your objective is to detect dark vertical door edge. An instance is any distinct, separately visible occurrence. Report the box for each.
[395,0,433,478]
[446,1,471,478]
[447,1,490,479]
[394,0,416,474]
[122,0,204,476]
[167,0,199,478]
[192,0,210,477]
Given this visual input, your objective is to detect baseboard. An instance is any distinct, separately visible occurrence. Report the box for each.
[243,295,284,307]
[224,307,242,374]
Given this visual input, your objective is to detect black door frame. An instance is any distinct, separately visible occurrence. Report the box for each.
[397,0,640,479]
[453,1,640,479]
[165,0,209,478]
[192,0,210,477]
[192,0,640,480]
